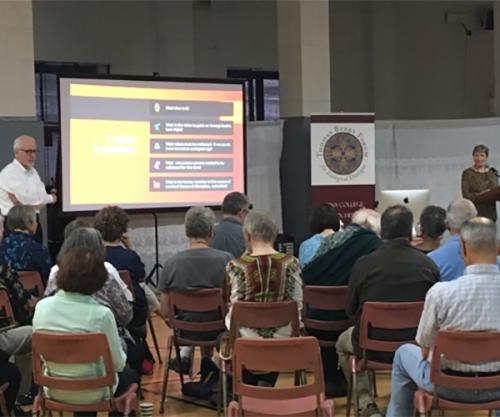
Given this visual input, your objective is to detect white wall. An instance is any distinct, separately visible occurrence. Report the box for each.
[0,0,36,117]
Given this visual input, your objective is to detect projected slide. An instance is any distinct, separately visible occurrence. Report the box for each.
[59,77,245,212]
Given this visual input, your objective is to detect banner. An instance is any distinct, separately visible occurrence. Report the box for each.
[310,114,375,223]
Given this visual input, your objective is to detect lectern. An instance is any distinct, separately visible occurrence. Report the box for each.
[473,186,500,203]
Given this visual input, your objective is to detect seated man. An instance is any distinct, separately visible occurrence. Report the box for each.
[428,198,477,281]
[0,215,33,403]
[159,206,233,373]
[336,205,439,417]
[387,217,500,417]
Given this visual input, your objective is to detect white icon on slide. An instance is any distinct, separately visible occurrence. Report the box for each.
[153,161,161,170]
[152,180,160,189]
[154,142,161,151]
[154,103,160,112]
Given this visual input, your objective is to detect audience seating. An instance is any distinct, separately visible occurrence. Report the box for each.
[302,285,353,347]
[118,269,163,365]
[414,330,500,417]
[159,288,226,414]
[0,382,10,417]
[32,331,139,417]
[17,270,44,298]
[347,301,424,417]
[228,336,334,417]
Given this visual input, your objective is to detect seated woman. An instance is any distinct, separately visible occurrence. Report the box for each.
[299,203,340,266]
[0,205,52,283]
[33,246,139,407]
[225,211,302,386]
[412,205,446,254]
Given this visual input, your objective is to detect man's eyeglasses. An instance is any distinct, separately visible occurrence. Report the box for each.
[19,149,37,155]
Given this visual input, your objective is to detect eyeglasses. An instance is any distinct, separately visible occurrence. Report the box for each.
[19,149,37,155]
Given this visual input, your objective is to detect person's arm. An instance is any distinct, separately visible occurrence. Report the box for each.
[0,168,55,207]
[98,279,133,327]
[415,286,440,356]
[101,310,127,372]
[287,258,304,314]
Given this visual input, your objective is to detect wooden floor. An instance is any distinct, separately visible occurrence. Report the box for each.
[142,315,491,417]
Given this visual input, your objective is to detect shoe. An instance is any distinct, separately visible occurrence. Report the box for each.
[324,380,347,398]
[142,358,154,375]
[168,357,191,375]
[360,402,382,417]
[16,392,34,406]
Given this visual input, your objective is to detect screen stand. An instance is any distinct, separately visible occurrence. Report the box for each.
[145,213,162,288]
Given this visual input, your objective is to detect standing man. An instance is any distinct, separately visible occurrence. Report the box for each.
[0,135,57,243]
[211,191,251,258]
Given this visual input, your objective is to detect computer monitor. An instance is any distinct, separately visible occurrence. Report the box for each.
[377,189,431,225]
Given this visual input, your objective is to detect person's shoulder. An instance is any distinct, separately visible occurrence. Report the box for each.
[0,160,17,174]
[205,247,234,262]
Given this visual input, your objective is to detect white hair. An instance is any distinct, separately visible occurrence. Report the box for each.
[13,135,35,151]
[446,199,477,231]
[243,210,278,243]
[351,208,381,235]
[461,217,497,251]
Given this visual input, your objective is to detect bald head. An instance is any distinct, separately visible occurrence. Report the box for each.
[446,198,477,233]
[13,135,37,169]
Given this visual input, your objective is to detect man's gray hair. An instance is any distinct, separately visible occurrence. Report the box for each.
[13,135,32,151]
[446,198,477,231]
[6,205,36,231]
[243,210,278,243]
[461,217,497,251]
[351,208,381,234]
[58,227,105,263]
[185,206,215,239]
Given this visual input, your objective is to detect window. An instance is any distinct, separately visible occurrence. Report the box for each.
[227,68,280,121]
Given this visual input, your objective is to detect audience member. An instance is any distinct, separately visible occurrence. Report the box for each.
[299,203,340,266]
[413,205,446,254]
[211,191,250,257]
[159,206,233,374]
[0,205,52,282]
[33,247,139,408]
[336,205,439,417]
[387,217,500,417]
[428,198,477,281]
[303,208,382,286]
[0,215,33,406]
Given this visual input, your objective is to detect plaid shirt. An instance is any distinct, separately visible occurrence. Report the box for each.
[416,264,500,372]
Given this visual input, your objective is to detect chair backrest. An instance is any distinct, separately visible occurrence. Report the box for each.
[32,331,116,393]
[232,337,324,407]
[0,289,14,322]
[168,288,226,334]
[17,270,44,298]
[302,285,353,332]
[230,300,300,340]
[359,301,424,354]
[118,270,134,295]
[431,330,500,390]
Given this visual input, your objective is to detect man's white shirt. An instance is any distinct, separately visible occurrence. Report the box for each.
[0,159,54,215]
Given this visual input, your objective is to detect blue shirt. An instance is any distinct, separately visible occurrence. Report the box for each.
[428,235,464,281]
[299,234,325,266]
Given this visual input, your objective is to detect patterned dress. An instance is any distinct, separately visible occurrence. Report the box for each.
[225,252,303,338]
[461,167,499,221]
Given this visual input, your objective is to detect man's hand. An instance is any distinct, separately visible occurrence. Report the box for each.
[7,193,20,205]
[120,234,133,250]
[50,192,57,204]
[421,346,430,359]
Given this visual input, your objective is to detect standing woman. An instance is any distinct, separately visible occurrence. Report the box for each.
[462,144,499,221]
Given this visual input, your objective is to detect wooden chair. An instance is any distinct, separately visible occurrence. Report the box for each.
[118,269,163,365]
[32,331,139,417]
[347,301,424,417]
[414,330,500,417]
[302,285,353,347]
[17,270,44,298]
[159,288,226,414]
[228,337,334,417]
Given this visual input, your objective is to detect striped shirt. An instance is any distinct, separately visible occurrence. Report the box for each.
[416,264,500,372]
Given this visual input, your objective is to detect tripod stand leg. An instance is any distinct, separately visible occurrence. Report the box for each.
[148,314,163,364]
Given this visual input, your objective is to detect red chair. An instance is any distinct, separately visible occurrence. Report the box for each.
[228,337,334,417]
[159,288,226,414]
[118,270,163,365]
[347,301,424,417]
[414,330,500,417]
[0,289,14,323]
[0,382,10,417]
[17,271,44,298]
[32,331,139,417]
[302,285,354,347]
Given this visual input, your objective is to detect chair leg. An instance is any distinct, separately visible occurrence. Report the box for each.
[352,370,359,417]
[159,335,173,414]
[148,314,163,364]
[222,367,229,417]
[370,370,378,398]
[173,338,185,387]
[346,377,352,417]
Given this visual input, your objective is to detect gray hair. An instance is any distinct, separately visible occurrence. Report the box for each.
[446,198,477,231]
[13,135,34,151]
[6,205,36,231]
[58,227,105,263]
[243,210,278,243]
[461,217,497,251]
[351,208,381,234]
[185,206,215,239]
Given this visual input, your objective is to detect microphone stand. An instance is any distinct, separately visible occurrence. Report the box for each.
[145,212,162,288]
